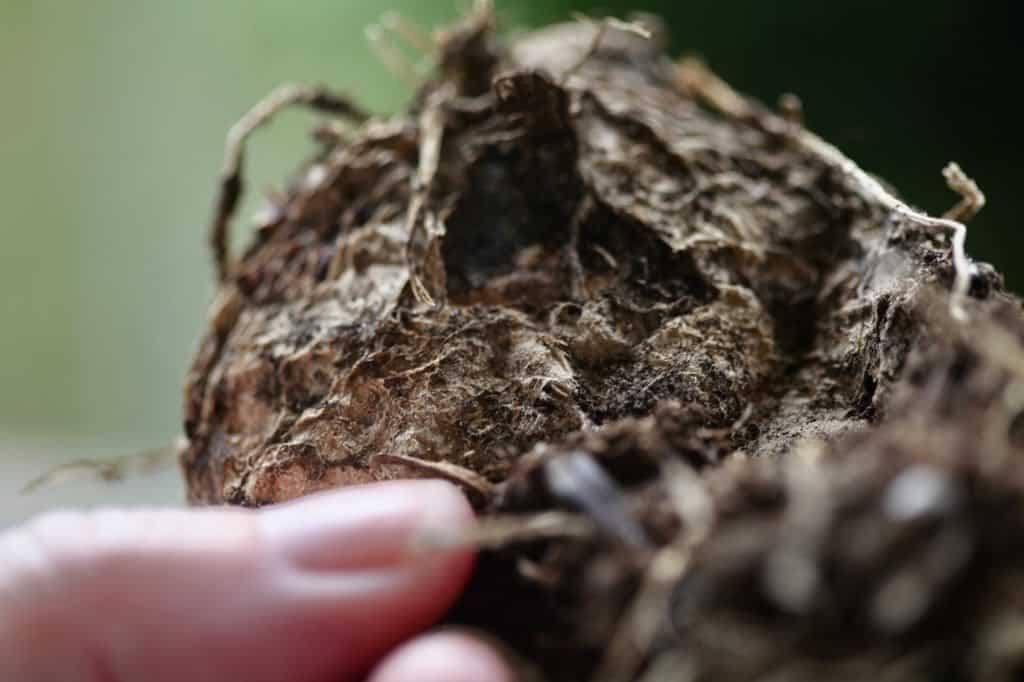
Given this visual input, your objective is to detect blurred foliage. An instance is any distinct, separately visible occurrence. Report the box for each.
[0,0,1019,451]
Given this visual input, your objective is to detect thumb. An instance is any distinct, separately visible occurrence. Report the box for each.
[0,480,476,682]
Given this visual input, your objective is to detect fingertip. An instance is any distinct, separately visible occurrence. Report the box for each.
[418,478,477,525]
[260,477,477,572]
[254,479,480,678]
[0,480,483,682]
[368,631,515,682]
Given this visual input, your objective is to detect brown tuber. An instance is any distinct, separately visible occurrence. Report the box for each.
[179,6,1024,681]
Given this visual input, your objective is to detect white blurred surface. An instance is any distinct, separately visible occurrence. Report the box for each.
[0,435,184,531]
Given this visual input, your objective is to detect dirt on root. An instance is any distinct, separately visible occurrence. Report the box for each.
[179,6,1024,681]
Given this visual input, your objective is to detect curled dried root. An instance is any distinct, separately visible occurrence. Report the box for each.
[210,84,368,281]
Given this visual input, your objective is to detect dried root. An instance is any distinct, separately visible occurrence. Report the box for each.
[372,452,495,506]
[21,445,175,494]
[593,456,712,682]
[560,13,652,86]
[415,511,595,552]
[179,8,1019,681]
[210,84,368,281]
[942,161,986,223]
[365,12,436,87]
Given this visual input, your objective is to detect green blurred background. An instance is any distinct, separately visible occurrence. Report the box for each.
[0,1,1018,522]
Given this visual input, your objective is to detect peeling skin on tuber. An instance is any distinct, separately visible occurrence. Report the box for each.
[179,7,1024,681]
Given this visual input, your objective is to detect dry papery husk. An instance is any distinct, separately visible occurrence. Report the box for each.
[180,5,1024,680]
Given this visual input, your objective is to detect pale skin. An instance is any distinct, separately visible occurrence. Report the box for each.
[0,480,512,682]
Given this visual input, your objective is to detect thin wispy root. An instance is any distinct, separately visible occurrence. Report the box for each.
[210,85,369,281]
[412,511,595,552]
[371,452,495,505]
[365,22,429,87]
[560,13,653,85]
[20,445,175,494]
[592,457,713,682]
[675,57,985,321]
[942,162,986,223]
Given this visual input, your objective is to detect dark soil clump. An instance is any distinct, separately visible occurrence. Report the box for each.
[180,6,1024,680]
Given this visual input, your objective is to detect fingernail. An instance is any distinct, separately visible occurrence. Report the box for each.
[260,480,475,571]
